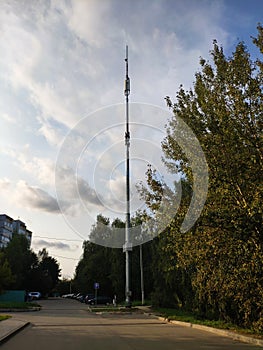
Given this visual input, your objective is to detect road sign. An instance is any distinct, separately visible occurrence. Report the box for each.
[94,282,100,289]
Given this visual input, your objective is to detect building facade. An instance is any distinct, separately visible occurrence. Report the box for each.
[0,214,32,248]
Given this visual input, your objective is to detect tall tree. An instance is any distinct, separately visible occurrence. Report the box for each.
[139,27,263,330]
[37,248,61,295]
[73,213,155,303]
[74,215,113,295]
[0,252,14,293]
[3,233,38,290]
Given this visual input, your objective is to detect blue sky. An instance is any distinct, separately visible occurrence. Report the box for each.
[0,0,262,277]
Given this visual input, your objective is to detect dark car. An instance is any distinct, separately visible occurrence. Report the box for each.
[76,294,86,302]
[86,296,112,305]
[84,294,95,304]
[72,293,81,299]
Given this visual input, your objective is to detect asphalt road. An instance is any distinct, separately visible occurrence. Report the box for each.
[1,298,260,350]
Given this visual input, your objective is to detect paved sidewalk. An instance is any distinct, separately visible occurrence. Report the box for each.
[0,318,29,344]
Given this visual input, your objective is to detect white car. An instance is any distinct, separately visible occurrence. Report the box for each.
[28,291,41,300]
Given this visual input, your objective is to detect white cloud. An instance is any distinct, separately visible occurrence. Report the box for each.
[3,148,56,188]
[2,144,109,216]
[107,175,126,203]
[1,113,16,124]
[15,180,60,213]
[55,164,105,216]
[32,239,79,251]
[67,0,114,48]
[0,2,102,134]
[0,11,41,88]
[0,0,230,149]
[0,178,11,190]
[37,116,67,147]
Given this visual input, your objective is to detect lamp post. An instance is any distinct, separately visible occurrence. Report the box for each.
[123,45,132,307]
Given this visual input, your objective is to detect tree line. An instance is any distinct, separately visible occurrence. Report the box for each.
[0,233,61,296]
[72,214,154,302]
[73,25,262,333]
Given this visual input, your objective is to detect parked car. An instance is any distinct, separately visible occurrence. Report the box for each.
[72,293,81,299]
[28,291,41,300]
[84,294,95,304]
[61,293,74,298]
[86,296,112,305]
[76,294,86,302]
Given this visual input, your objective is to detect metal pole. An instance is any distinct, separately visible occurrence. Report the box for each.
[140,244,145,305]
[123,45,132,307]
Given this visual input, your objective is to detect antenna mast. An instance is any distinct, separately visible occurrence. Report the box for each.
[123,45,132,307]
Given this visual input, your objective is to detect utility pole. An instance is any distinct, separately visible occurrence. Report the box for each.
[140,244,145,305]
[123,45,132,307]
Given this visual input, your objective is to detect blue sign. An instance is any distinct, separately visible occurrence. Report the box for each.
[94,282,100,289]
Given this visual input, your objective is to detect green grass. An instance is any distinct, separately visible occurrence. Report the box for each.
[151,307,263,337]
[131,300,151,307]
[153,307,236,328]
[0,315,11,321]
[0,301,40,309]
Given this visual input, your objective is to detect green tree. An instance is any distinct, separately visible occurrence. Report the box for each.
[56,278,73,296]
[0,252,14,293]
[1,235,62,296]
[36,248,61,296]
[74,241,113,295]
[73,213,155,303]
[138,170,194,308]
[3,233,38,290]
[139,27,263,330]
[74,215,113,295]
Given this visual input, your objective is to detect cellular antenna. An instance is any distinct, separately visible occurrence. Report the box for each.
[123,45,132,307]
[124,46,130,97]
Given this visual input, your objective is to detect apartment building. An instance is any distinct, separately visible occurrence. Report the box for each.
[0,214,32,248]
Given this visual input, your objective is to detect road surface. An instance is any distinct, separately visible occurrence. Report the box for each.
[1,298,260,350]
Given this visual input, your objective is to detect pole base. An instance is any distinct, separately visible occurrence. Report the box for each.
[125,300,132,308]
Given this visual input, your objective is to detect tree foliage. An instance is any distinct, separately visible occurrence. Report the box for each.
[1,235,61,296]
[0,252,14,293]
[139,26,263,331]
[34,248,61,295]
[2,233,38,290]
[73,214,154,302]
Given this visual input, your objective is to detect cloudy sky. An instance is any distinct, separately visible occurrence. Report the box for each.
[1,0,262,278]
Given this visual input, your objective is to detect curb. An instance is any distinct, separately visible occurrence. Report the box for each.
[154,315,263,347]
[137,308,263,348]
[0,307,41,312]
[0,321,30,345]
